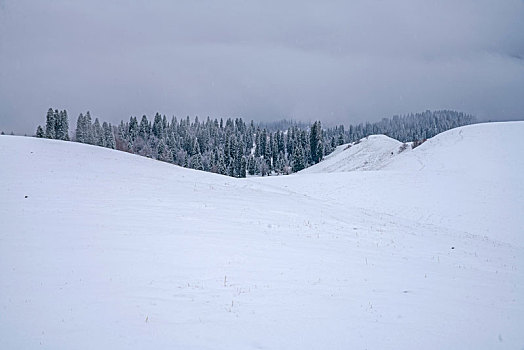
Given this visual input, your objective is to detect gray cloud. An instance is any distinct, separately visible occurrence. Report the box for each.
[1,0,523,134]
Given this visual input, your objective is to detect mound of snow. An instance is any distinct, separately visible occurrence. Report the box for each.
[385,121,524,174]
[300,135,407,173]
[1,126,523,350]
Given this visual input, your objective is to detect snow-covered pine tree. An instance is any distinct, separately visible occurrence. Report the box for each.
[240,156,247,178]
[45,108,55,139]
[248,155,256,175]
[292,144,305,172]
[337,131,344,146]
[85,112,93,144]
[264,135,272,171]
[54,110,69,140]
[157,139,172,162]
[218,153,226,175]
[234,141,244,177]
[128,116,138,142]
[260,128,267,159]
[162,115,168,139]
[102,122,115,149]
[277,131,285,154]
[258,157,269,176]
[152,113,163,138]
[191,153,204,170]
[224,135,231,165]
[309,121,323,164]
[53,110,62,139]
[36,125,44,138]
[254,128,261,157]
[75,113,86,143]
[93,118,104,146]
[61,110,69,140]
[139,115,150,139]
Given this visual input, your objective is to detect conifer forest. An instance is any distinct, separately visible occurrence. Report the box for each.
[36,109,475,177]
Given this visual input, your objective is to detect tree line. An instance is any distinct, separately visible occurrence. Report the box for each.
[35,109,475,177]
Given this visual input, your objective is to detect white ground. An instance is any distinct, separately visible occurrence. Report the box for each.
[299,134,408,173]
[1,122,523,349]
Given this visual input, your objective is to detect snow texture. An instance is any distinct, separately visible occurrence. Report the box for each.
[300,134,407,173]
[1,122,523,349]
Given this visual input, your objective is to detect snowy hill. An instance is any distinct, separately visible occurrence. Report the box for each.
[300,134,407,173]
[266,122,524,246]
[1,122,523,349]
[385,121,524,174]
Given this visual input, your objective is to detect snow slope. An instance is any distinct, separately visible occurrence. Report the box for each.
[300,135,408,173]
[385,122,522,174]
[272,122,524,246]
[1,122,523,349]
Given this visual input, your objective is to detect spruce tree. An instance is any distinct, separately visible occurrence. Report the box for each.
[292,144,305,172]
[255,128,261,157]
[248,155,256,175]
[53,110,62,139]
[240,157,247,178]
[139,115,150,139]
[152,113,163,138]
[36,125,44,138]
[218,154,226,175]
[75,113,85,142]
[55,110,69,140]
[85,112,93,144]
[224,135,231,165]
[157,139,172,162]
[264,137,272,170]
[102,122,115,149]
[235,141,243,177]
[62,110,69,140]
[191,153,203,170]
[309,121,323,164]
[93,118,104,146]
[310,122,317,163]
[128,116,138,142]
[260,128,267,158]
[45,108,55,139]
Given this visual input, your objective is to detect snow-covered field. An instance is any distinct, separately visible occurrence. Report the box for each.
[1,122,523,349]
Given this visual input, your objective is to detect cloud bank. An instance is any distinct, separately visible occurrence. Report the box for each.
[0,0,523,133]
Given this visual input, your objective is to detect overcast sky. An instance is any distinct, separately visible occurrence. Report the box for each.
[0,0,523,134]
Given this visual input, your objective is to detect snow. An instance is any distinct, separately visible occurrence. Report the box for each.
[1,122,523,349]
[300,134,407,173]
[269,122,524,246]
